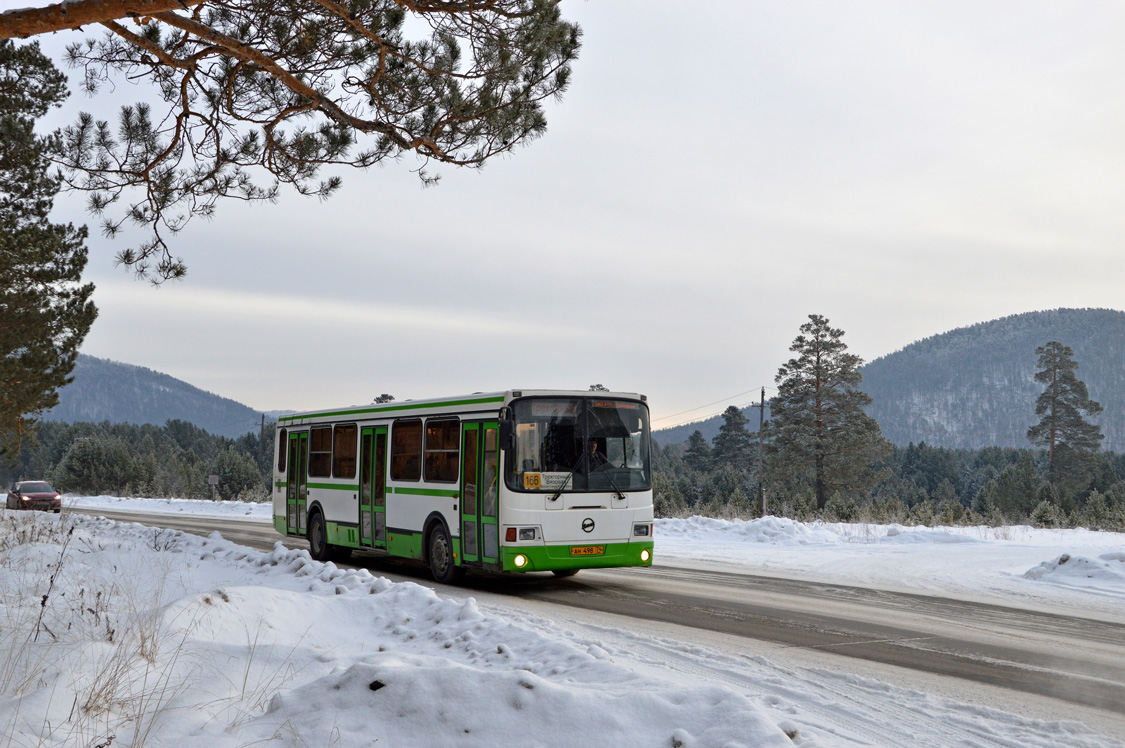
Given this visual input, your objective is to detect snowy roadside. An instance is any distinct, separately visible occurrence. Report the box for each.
[3,509,1122,748]
[64,496,1125,617]
[1,510,794,748]
[655,516,1125,618]
[65,494,272,520]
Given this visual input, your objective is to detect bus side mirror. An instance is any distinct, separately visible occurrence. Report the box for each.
[499,420,514,451]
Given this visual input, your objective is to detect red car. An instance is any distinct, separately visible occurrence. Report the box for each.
[6,481,62,513]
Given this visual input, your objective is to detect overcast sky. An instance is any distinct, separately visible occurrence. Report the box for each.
[15,0,1125,430]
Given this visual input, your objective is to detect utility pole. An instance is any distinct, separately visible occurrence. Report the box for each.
[754,386,766,517]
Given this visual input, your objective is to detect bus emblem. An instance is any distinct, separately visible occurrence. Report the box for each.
[582,518,595,533]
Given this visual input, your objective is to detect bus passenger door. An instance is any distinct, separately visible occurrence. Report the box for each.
[480,423,499,564]
[460,421,499,567]
[359,426,388,548]
[287,431,308,534]
[460,424,480,564]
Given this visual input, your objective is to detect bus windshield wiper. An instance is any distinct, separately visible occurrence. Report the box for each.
[549,452,586,502]
[598,463,627,502]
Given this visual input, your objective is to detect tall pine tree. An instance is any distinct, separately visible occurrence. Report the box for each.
[1026,341,1103,490]
[765,314,889,510]
[0,40,97,461]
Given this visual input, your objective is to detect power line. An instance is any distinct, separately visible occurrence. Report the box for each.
[652,387,774,426]
[654,397,768,433]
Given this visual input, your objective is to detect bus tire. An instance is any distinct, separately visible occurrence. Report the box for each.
[308,512,330,562]
[552,569,579,578]
[427,524,462,584]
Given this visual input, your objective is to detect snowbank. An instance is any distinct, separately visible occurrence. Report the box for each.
[655,516,1125,614]
[65,493,272,519]
[1023,552,1125,591]
[0,511,792,748]
[656,515,842,544]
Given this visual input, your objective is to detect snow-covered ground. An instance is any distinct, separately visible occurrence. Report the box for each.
[655,515,1125,618]
[7,497,1115,747]
[66,494,273,520]
[2,511,799,748]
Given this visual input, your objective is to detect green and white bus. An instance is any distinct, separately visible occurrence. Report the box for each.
[272,390,654,582]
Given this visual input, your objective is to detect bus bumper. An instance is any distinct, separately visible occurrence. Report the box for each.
[500,541,654,573]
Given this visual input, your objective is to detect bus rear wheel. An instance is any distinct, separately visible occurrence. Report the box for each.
[552,569,579,578]
[427,525,462,584]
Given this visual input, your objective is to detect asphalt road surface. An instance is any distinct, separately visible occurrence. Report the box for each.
[67,507,1125,722]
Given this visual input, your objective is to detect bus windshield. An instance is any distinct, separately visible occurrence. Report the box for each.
[507,397,651,493]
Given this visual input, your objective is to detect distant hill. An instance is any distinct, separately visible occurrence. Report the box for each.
[655,308,1124,452]
[862,308,1124,451]
[44,354,267,437]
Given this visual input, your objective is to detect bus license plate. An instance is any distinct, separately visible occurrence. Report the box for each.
[570,545,605,556]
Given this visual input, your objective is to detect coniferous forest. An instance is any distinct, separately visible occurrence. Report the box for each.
[7,420,272,501]
[652,435,1125,531]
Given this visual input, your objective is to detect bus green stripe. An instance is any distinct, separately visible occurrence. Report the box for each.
[501,541,653,572]
[390,487,459,498]
[279,396,505,423]
[288,483,457,496]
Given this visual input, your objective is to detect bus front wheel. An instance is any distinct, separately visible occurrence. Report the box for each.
[308,512,329,562]
[309,513,352,563]
[428,525,462,585]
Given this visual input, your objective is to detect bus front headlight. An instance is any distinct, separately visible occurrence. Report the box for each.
[514,554,528,568]
[640,549,651,562]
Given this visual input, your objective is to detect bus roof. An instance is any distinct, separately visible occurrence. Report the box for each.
[276,389,647,425]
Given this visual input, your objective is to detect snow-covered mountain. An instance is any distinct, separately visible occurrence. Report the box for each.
[862,308,1125,451]
[44,354,266,437]
[656,308,1125,452]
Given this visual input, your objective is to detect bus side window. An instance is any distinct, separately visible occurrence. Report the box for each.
[333,424,357,479]
[424,419,459,483]
[391,420,422,481]
[277,428,288,473]
[309,427,332,477]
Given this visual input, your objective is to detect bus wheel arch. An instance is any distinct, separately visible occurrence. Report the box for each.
[307,506,329,562]
[307,502,351,563]
[424,514,462,584]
